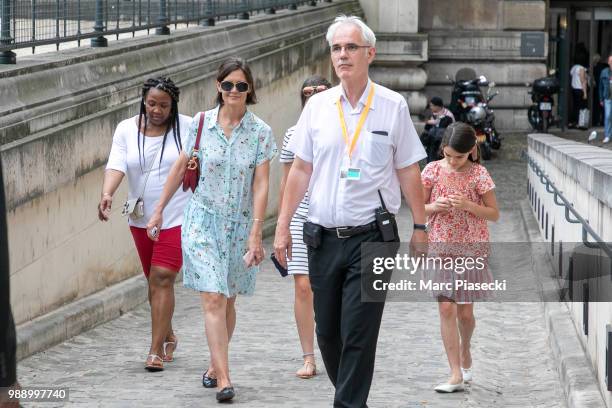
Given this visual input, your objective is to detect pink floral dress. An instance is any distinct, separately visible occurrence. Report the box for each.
[422,161,495,242]
[421,160,496,302]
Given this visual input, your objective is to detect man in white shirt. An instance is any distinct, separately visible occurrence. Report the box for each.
[274,15,427,408]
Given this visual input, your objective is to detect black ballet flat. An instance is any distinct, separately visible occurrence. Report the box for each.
[216,386,235,402]
[202,370,218,388]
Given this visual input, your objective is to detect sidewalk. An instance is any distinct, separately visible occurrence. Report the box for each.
[548,126,612,150]
[17,148,569,407]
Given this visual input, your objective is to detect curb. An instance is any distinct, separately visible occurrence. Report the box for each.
[16,219,278,361]
[519,199,606,408]
[16,275,148,361]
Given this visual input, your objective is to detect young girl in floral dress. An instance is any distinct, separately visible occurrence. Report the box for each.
[421,122,499,393]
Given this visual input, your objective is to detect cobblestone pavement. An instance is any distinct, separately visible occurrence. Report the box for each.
[17,134,567,407]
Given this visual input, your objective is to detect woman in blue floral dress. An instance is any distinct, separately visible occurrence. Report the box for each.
[147,58,277,402]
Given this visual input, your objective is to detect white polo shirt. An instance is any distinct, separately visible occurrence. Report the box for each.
[288,79,426,228]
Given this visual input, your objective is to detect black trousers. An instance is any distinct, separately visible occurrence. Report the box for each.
[308,228,399,408]
[571,89,587,125]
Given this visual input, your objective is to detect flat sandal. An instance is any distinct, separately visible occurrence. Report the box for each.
[145,354,164,372]
[162,338,178,362]
[296,360,316,379]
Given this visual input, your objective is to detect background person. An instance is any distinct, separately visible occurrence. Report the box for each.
[598,54,612,144]
[421,122,499,393]
[147,58,277,403]
[98,77,192,371]
[591,54,607,126]
[420,96,455,163]
[279,74,332,379]
[569,54,589,129]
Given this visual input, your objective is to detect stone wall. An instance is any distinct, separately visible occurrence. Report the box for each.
[359,0,429,120]
[0,0,360,325]
[528,134,612,407]
[419,0,547,130]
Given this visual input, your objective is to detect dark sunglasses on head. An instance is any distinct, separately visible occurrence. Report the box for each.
[302,85,328,97]
[220,81,250,93]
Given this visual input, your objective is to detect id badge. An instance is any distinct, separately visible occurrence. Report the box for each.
[341,167,361,181]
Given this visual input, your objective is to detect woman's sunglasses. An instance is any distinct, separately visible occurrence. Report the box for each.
[220,81,250,93]
[302,85,328,97]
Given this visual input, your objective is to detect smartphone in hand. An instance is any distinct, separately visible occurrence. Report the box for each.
[243,251,255,267]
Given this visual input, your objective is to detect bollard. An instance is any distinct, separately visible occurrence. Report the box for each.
[91,0,108,47]
[201,0,214,26]
[238,0,249,20]
[156,0,170,35]
[0,0,16,63]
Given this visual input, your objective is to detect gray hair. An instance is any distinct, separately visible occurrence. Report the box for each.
[326,15,376,48]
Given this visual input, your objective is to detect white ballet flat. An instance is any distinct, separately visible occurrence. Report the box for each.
[461,367,472,382]
[434,382,465,393]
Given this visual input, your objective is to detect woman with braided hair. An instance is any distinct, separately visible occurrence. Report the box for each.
[97,76,192,371]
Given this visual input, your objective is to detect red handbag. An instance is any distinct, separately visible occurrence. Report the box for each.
[182,112,205,192]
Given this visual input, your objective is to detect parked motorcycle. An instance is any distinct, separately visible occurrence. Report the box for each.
[447,72,501,160]
[527,75,559,132]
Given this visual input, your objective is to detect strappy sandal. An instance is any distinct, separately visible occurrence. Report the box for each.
[162,337,178,362]
[145,354,164,372]
[296,353,317,379]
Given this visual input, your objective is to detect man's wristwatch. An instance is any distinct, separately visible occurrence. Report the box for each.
[413,223,429,233]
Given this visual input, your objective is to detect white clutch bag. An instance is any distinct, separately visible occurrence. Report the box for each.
[121,198,144,220]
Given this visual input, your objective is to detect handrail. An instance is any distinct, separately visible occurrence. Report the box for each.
[524,150,612,259]
[0,0,329,64]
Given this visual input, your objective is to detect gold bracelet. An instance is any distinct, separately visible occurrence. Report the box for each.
[102,193,112,198]
[253,218,265,223]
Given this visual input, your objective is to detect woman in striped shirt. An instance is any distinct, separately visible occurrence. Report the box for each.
[279,75,331,379]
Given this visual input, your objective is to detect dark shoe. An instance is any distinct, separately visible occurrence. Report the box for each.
[202,370,218,388]
[216,386,235,402]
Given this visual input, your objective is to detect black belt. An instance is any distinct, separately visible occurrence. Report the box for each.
[322,221,378,239]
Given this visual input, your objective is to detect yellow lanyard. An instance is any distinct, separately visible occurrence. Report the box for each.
[336,84,375,163]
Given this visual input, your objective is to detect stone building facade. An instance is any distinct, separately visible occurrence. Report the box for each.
[360,0,548,131]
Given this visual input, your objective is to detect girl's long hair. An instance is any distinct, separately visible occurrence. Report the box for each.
[439,122,480,163]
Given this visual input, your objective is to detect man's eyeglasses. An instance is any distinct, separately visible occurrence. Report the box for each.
[330,43,371,54]
[220,81,250,93]
[302,85,329,97]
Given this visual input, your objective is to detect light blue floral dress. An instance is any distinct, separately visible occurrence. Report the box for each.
[181,106,277,297]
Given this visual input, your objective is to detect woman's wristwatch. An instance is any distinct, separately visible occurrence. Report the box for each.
[413,223,429,233]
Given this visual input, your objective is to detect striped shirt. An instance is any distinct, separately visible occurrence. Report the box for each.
[280,126,309,220]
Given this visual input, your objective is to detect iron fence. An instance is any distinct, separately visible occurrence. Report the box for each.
[0,0,330,63]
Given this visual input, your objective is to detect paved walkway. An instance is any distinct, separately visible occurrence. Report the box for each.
[549,127,611,150]
[18,137,567,407]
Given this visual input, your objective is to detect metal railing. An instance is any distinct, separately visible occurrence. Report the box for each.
[524,150,612,260]
[0,0,331,63]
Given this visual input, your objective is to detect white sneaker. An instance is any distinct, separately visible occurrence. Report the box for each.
[461,367,473,382]
[604,137,611,144]
[434,382,465,393]
[588,131,598,142]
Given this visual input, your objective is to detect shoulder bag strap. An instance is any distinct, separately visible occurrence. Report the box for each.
[138,138,164,199]
[193,112,205,152]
